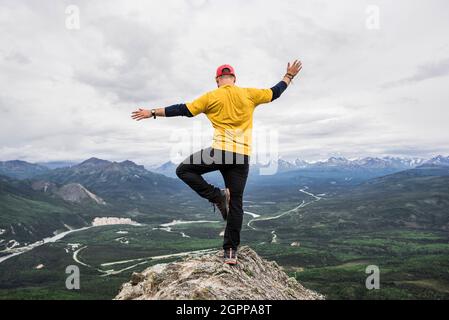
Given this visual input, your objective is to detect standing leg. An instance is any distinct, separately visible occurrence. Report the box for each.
[221,163,249,251]
[176,148,222,202]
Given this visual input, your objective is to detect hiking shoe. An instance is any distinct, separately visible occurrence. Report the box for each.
[212,188,230,221]
[224,248,238,265]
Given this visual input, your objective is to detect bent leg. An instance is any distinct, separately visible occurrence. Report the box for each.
[176,148,222,202]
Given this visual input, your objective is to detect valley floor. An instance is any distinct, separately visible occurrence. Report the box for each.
[1,187,449,300]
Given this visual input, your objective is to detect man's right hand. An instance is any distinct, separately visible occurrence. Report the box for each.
[131,108,151,121]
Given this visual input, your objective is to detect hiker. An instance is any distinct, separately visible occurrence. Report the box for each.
[131,60,302,264]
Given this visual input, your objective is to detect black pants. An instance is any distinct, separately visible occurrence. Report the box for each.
[176,148,250,251]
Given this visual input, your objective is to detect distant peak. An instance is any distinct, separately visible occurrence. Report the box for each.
[79,157,111,166]
[158,160,176,167]
[118,160,146,171]
[326,156,349,163]
[6,159,28,164]
[120,160,137,166]
[1,159,39,166]
[426,155,449,166]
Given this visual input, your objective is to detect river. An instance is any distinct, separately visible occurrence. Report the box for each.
[0,226,93,264]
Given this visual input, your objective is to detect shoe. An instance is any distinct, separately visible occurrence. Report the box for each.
[224,248,238,265]
[212,188,230,221]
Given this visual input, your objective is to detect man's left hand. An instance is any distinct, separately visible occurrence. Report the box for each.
[286,60,302,78]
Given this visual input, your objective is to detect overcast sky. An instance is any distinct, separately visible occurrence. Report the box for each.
[1,0,449,166]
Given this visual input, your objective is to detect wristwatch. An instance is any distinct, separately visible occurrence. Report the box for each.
[151,109,156,119]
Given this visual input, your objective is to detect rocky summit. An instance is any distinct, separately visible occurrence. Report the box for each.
[115,246,324,300]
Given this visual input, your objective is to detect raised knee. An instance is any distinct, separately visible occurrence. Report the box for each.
[175,163,186,179]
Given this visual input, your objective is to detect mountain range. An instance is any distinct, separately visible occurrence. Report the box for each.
[153,155,449,178]
[32,157,183,200]
[1,155,448,246]
[0,174,95,244]
[0,157,202,247]
[1,154,449,300]
[2,155,448,181]
[0,160,49,180]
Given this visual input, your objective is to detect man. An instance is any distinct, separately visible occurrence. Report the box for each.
[131,60,302,264]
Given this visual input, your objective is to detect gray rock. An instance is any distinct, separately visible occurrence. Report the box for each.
[114,246,324,300]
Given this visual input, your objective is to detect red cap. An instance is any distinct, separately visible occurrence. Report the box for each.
[216,64,235,78]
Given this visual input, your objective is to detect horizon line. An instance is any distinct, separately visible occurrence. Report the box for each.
[1,153,448,167]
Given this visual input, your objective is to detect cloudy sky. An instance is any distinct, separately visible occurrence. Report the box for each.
[1,0,448,166]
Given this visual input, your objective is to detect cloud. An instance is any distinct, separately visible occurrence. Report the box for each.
[1,0,449,165]
[73,15,183,103]
[382,57,449,88]
[1,51,31,65]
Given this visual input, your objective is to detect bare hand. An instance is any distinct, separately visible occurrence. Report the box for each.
[286,60,302,77]
[131,108,150,121]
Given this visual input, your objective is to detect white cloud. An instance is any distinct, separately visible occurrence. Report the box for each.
[1,0,449,166]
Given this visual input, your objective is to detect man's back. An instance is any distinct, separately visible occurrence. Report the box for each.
[186,85,273,155]
[131,60,302,264]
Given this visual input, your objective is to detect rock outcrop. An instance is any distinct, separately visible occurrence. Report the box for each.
[115,246,324,300]
[31,181,106,205]
[55,183,106,204]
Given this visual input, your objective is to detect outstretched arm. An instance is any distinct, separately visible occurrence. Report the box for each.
[131,104,193,121]
[132,91,209,120]
[271,59,302,101]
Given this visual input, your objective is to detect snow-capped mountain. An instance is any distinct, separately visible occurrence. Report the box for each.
[275,159,298,172]
[314,157,352,167]
[352,156,425,169]
[294,158,309,168]
[252,156,428,173]
[423,155,449,166]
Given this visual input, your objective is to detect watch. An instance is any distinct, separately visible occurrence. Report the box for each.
[151,109,156,119]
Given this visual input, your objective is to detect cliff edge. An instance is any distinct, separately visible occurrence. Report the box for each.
[115,246,324,300]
